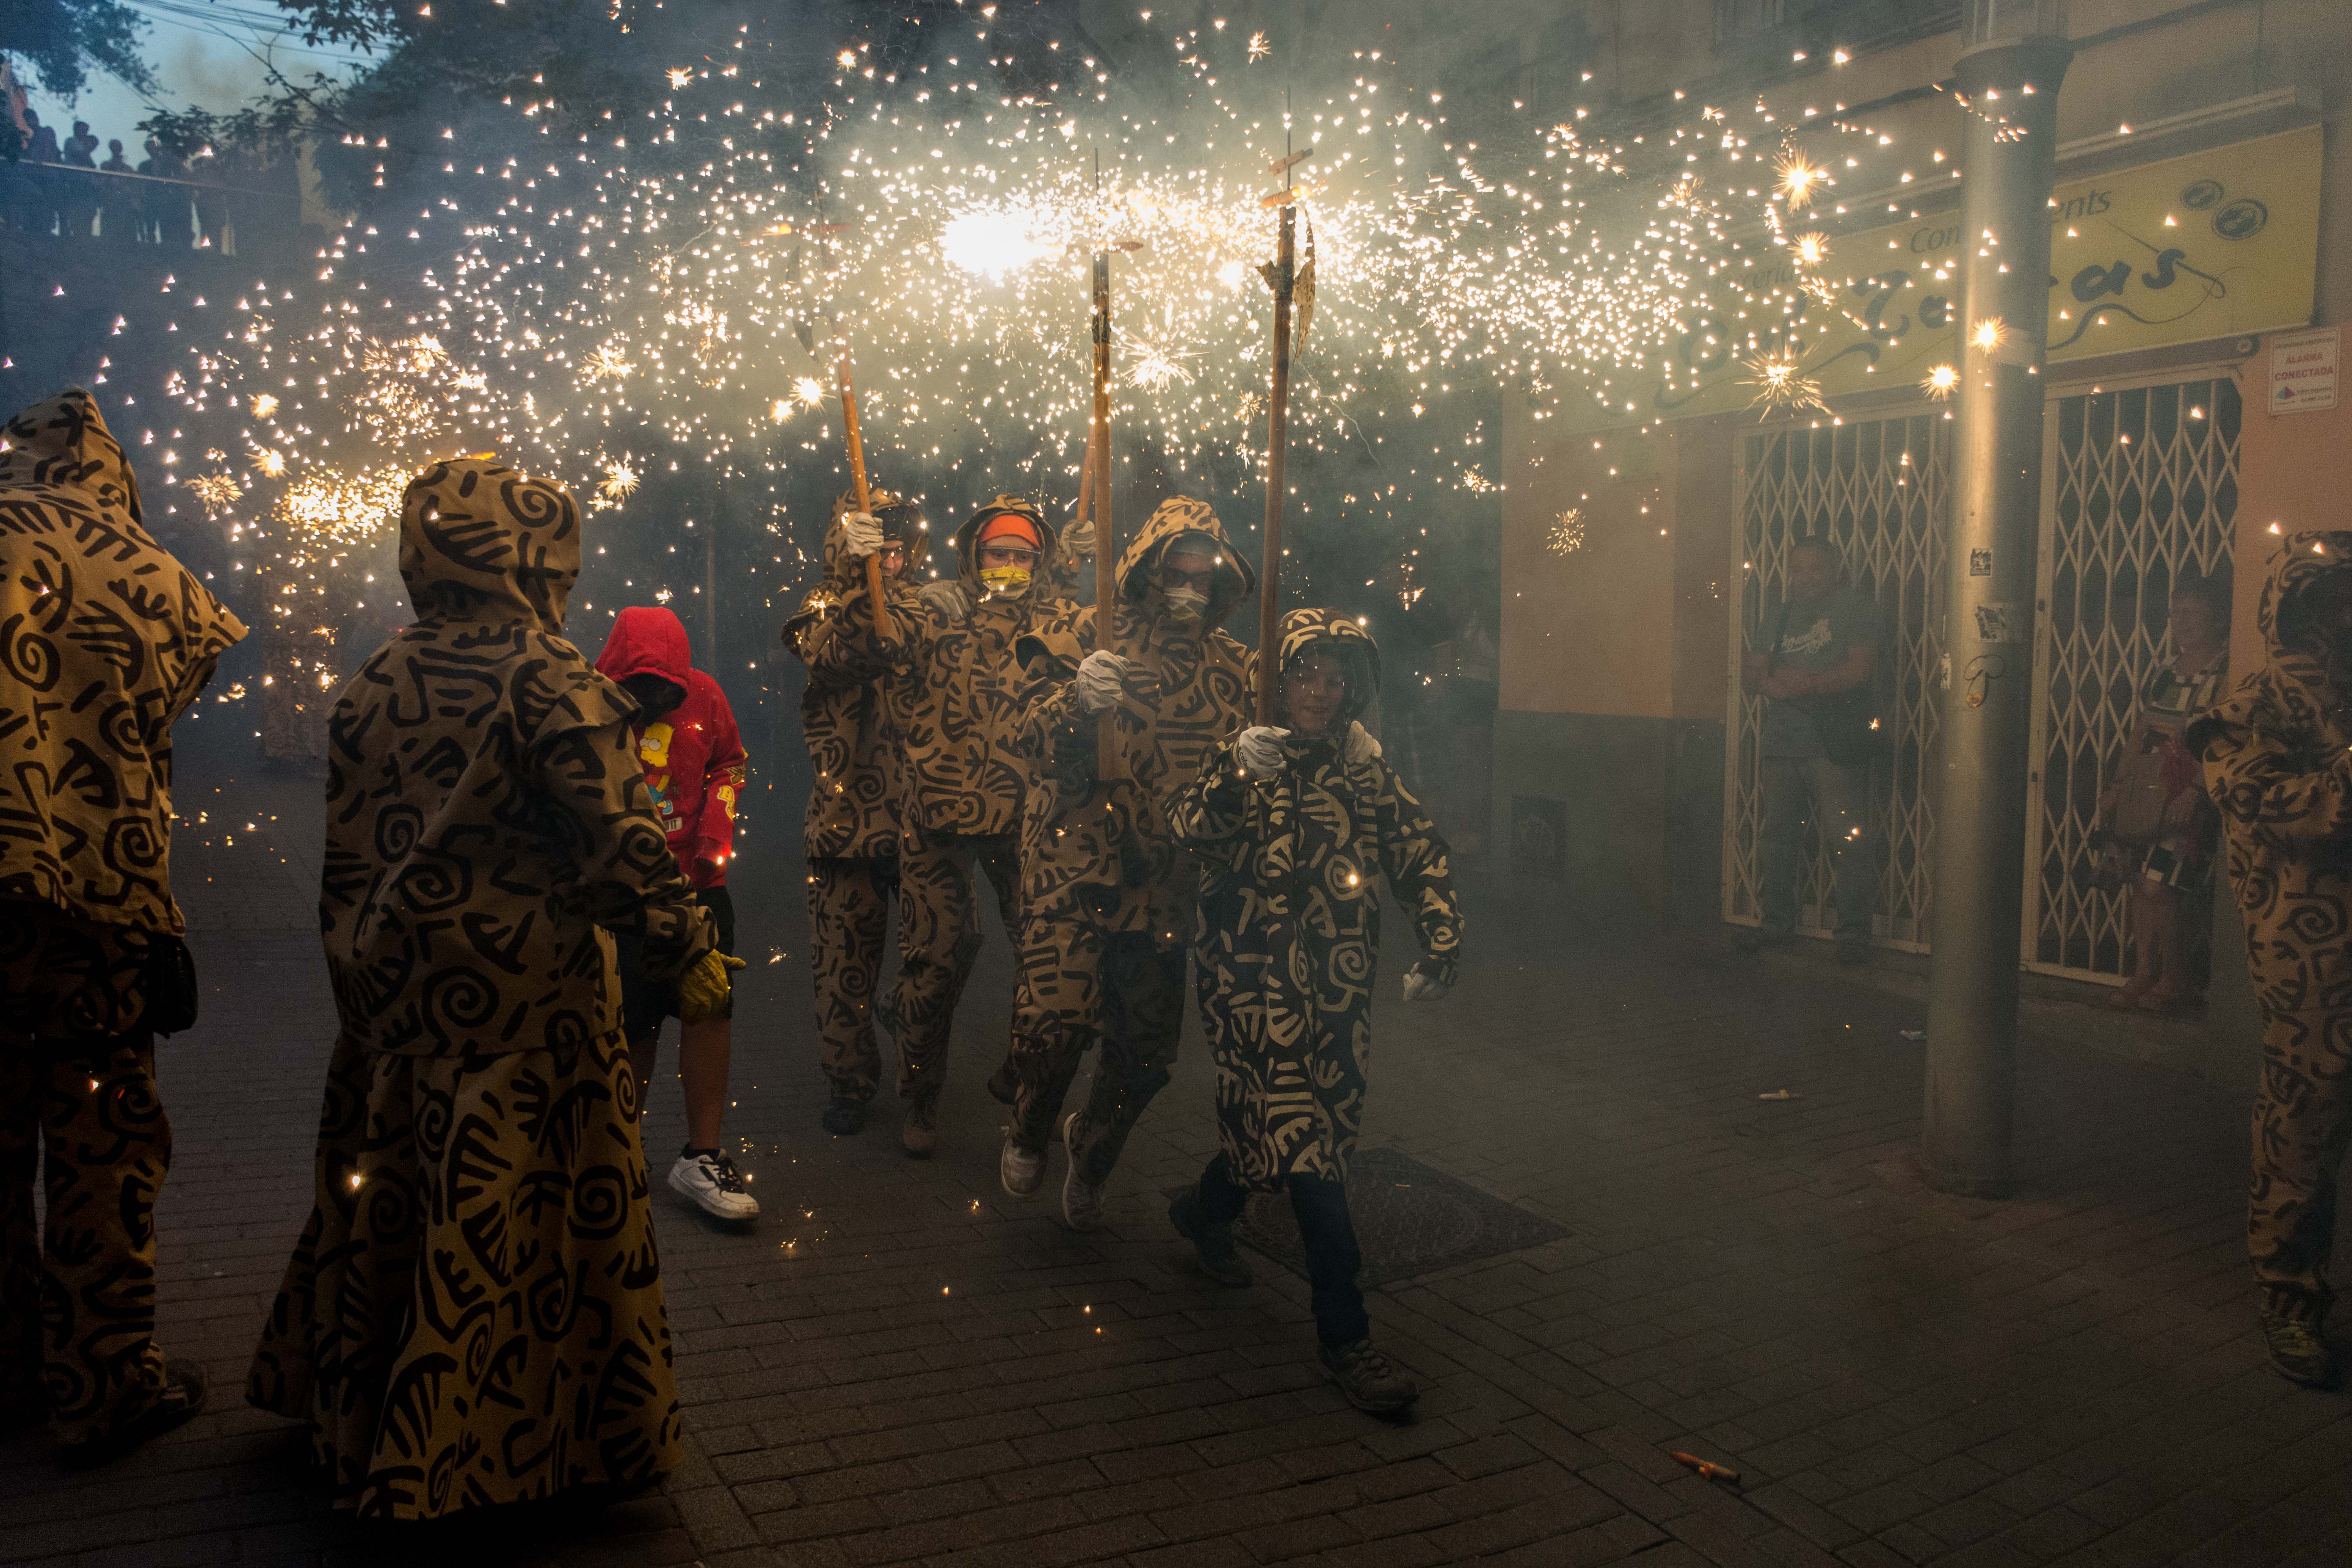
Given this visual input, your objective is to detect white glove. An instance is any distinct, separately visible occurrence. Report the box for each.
[1343,720,1382,767]
[1074,650,1131,713]
[1236,725,1290,780]
[1061,514,1096,563]
[838,512,885,561]
[917,579,973,622]
[1401,966,1450,1003]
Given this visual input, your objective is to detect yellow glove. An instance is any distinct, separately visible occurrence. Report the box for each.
[678,949,746,1024]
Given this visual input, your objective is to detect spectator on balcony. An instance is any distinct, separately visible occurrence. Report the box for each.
[190,150,226,250]
[138,139,184,246]
[60,120,97,237]
[99,139,129,174]
[22,107,57,163]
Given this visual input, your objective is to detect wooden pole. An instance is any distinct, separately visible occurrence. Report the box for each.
[1091,244,1118,780]
[1255,198,1297,724]
[835,350,891,639]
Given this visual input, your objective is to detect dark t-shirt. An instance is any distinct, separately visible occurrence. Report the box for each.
[1758,586,1887,759]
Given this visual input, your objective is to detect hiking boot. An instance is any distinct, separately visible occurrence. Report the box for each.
[1319,1338,1419,1414]
[1060,1112,1104,1230]
[2260,1310,2337,1388]
[1000,1135,1045,1198]
[1168,1189,1252,1287]
[1733,927,1794,955]
[669,1151,759,1222]
[820,1096,867,1136]
[901,1091,939,1160]
[59,1357,207,1465]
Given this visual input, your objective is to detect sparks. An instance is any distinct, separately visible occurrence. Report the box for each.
[1923,364,1960,399]
[1548,509,1587,555]
[1971,317,2005,351]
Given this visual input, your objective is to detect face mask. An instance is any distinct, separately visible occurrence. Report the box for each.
[978,564,1032,598]
[1160,584,1208,623]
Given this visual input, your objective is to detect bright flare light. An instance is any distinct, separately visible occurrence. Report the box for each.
[939,208,1054,280]
[1923,364,1960,399]
[1971,317,2006,351]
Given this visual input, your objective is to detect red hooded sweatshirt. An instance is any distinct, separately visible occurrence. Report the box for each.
[594,606,747,889]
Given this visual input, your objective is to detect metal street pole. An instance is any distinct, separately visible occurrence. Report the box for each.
[1920,0,2071,1198]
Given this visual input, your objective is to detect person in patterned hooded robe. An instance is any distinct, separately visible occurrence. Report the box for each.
[1167,608,1460,1412]
[783,490,922,1136]
[2189,529,2352,1389]
[248,457,736,1519]
[837,495,1089,1156]
[998,496,1254,1227]
[0,389,245,1459]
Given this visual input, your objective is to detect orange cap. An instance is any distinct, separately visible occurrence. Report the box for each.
[976,511,1041,550]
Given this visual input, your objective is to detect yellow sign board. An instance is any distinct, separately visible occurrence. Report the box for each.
[1572,125,2321,430]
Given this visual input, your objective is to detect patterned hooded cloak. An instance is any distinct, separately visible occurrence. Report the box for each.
[1011,495,1256,938]
[0,389,245,937]
[883,494,1071,842]
[2188,530,2352,1016]
[1170,608,1461,1189]
[252,459,702,1517]
[783,502,920,859]
[318,457,711,1056]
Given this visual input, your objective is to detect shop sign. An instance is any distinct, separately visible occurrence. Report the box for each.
[1569,125,2322,430]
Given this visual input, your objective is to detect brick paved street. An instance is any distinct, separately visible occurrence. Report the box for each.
[6,764,2352,1568]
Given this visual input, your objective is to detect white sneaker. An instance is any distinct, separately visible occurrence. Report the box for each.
[668,1151,759,1221]
[1060,1112,1103,1230]
[1000,1136,1045,1198]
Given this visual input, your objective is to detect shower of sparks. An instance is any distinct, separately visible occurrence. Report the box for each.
[1742,355,1824,416]
[1923,364,1960,399]
[1548,508,1586,555]
[1131,342,1194,390]
[1971,317,2006,352]
[584,342,636,382]
[599,459,641,503]
[151,7,1905,677]
[1777,154,1823,209]
[190,472,243,509]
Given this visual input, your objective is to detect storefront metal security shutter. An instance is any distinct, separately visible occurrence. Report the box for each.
[2021,373,2242,981]
[1724,410,1952,949]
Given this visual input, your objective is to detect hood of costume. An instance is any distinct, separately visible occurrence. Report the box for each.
[1254,606,1380,730]
[1011,495,1256,936]
[783,509,918,858]
[0,390,246,935]
[2187,530,2352,1018]
[323,457,710,1056]
[594,606,746,888]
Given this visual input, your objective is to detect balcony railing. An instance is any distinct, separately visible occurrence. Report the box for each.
[0,161,303,254]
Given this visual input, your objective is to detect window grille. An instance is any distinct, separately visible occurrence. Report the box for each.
[1725,412,1951,947]
[2022,375,2241,980]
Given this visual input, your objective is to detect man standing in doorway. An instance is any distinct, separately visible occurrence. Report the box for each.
[1739,535,1886,963]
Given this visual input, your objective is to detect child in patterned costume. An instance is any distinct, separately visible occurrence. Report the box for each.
[999,497,1255,1228]
[249,458,736,1518]
[783,493,922,1138]
[844,496,1084,1156]
[595,605,757,1220]
[1166,609,1460,1413]
[2189,529,2352,1389]
[0,390,245,1459]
